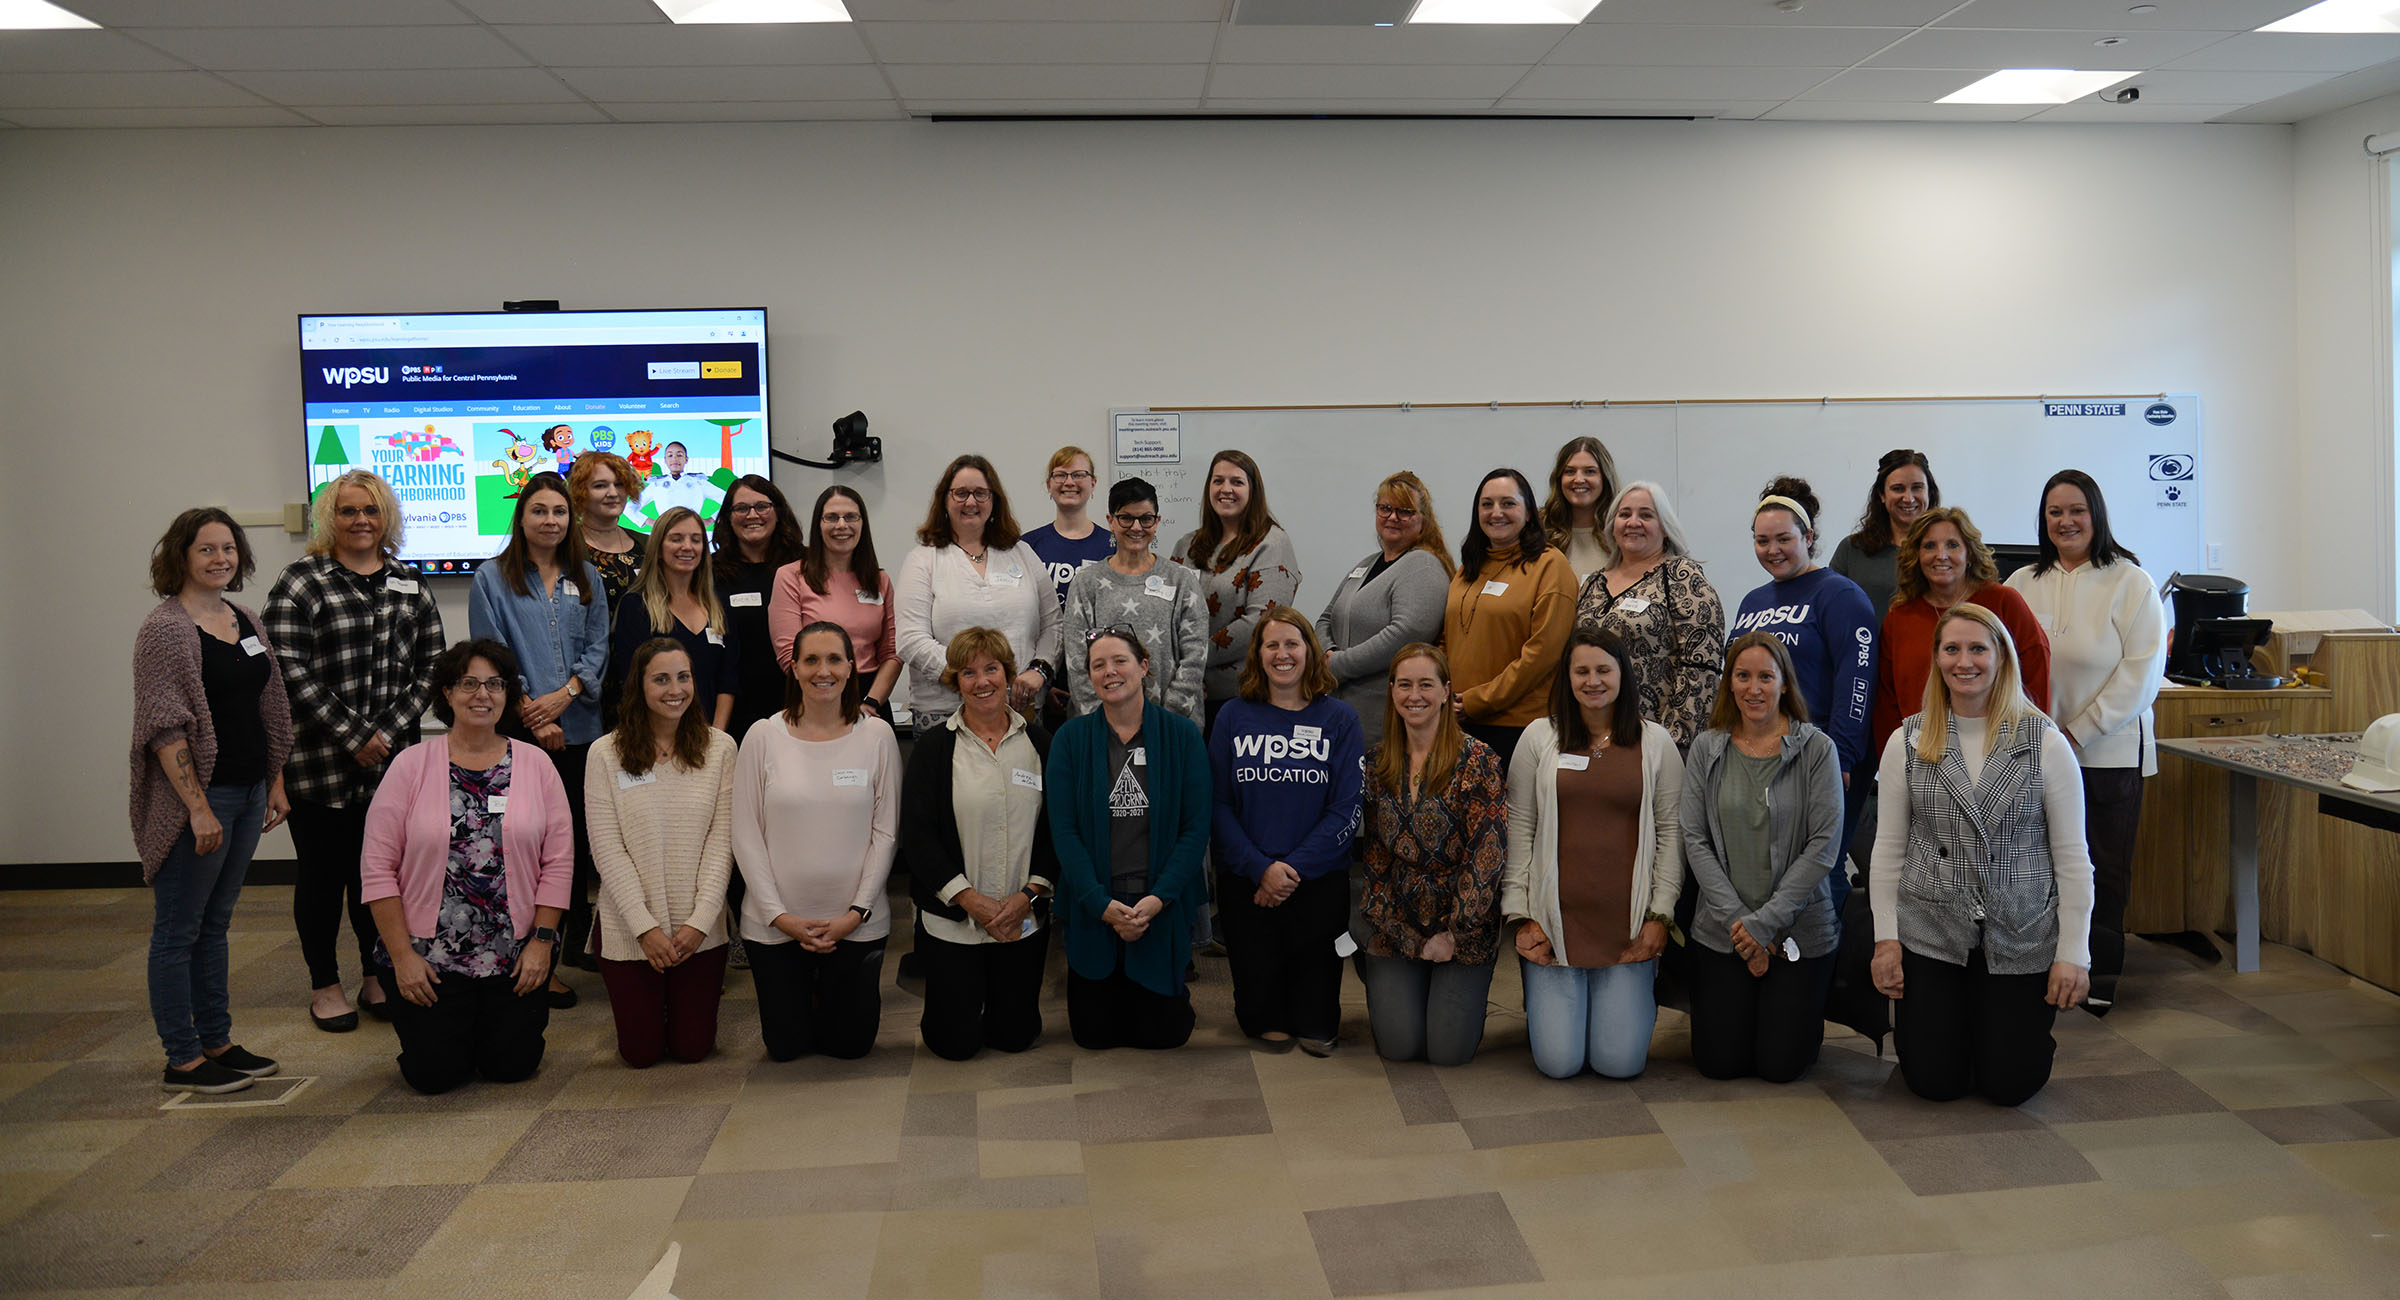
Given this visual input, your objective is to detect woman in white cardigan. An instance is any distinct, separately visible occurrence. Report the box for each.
[894,455,1062,731]
[2002,470,2165,1015]
[1503,626,1683,1080]
[586,638,737,1069]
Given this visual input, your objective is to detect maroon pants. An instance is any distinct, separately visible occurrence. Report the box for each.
[597,945,730,1069]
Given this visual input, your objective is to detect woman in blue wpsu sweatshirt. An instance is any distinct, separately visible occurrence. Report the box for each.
[1728,479,1877,877]
[1209,606,1366,1056]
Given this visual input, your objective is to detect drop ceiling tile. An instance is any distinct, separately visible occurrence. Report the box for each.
[215,67,584,106]
[1761,100,2040,120]
[885,62,1208,99]
[1511,63,1839,99]
[1212,25,1562,64]
[0,70,268,108]
[554,64,892,100]
[1200,97,1505,111]
[848,0,1223,19]
[2161,32,2400,72]
[1938,0,2311,30]
[1546,23,1910,66]
[496,23,872,66]
[2109,67,2330,101]
[299,102,614,124]
[860,21,1220,64]
[0,31,187,72]
[0,105,313,126]
[905,98,1204,112]
[1498,98,1783,117]
[133,26,533,71]
[1231,0,1413,24]
[1863,26,2224,69]
[598,99,904,119]
[74,0,470,26]
[2024,99,2254,121]
[1586,0,1962,25]
[1795,66,1984,100]
[450,0,668,20]
[1206,62,1529,98]
[2214,58,2400,119]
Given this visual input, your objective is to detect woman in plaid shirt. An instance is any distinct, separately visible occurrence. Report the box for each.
[265,471,444,1032]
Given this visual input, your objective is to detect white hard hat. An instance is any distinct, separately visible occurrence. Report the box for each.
[2343,714,2400,793]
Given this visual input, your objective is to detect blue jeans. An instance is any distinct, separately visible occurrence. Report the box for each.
[148,780,268,1065]
[1359,951,1495,1067]
[1521,957,1658,1080]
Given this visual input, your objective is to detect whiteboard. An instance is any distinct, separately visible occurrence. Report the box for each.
[1110,397,2202,625]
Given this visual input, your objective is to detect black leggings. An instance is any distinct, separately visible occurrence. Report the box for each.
[749,936,886,1061]
[1894,947,2057,1106]
[2082,767,2144,998]
[1218,868,1348,1041]
[376,968,550,1096]
[1685,941,1834,1083]
[286,798,377,990]
[917,923,1050,1062]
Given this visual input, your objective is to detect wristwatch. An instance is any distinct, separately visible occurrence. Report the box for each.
[564,678,583,698]
[1021,884,1047,903]
[849,905,873,922]
[531,925,561,946]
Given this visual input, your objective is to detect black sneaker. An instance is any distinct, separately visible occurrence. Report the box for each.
[207,1045,278,1078]
[162,1059,255,1094]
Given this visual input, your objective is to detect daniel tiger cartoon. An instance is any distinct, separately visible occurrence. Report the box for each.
[624,428,658,480]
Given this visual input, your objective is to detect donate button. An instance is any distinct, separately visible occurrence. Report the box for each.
[647,361,701,380]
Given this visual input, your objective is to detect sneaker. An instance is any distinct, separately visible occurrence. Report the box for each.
[163,1059,255,1094]
[1298,1035,1339,1058]
[207,1045,279,1078]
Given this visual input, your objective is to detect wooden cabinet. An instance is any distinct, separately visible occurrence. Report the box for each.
[2129,687,2330,935]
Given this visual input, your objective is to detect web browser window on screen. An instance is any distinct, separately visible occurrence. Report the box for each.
[299,308,771,572]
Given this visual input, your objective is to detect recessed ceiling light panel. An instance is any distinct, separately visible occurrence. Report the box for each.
[2258,0,2400,33]
[0,0,96,29]
[1937,68,2139,104]
[652,0,851,23]
[1408,0,1603,24]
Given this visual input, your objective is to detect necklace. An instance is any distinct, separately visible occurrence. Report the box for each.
[962,546,988,563]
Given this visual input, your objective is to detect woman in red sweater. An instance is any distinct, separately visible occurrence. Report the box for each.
[1870,507,2050,759]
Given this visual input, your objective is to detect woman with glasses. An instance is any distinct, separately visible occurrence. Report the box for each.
[710,474,806,737]
[1063,477,1207,725]
[1025,446,1115,724]
[1171,450,1302,732]
[770,486,899,723]
[1318,471,1454,750]
[360,639,572,1095]
[895,455,1062,731]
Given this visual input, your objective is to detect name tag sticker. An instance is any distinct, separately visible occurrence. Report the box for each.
[1144,575,1172,600]
[1131,747,1147,767]
[1334,932,1360,958]
[617,770,656,789]
[1782,936,1801,962]
[385,577,421,595]
[487,794,508,813]
[1292,724,1321,743]
[1011,768,1042,791]
[560,581,580,599]
[728,591,763,608]
[239,636,266,657]
[1349,567,1368,581]
[1482,580,1509,597]
[1557,753,1591,771]
[1617,596,1650,615]
[832,768,869,787]
[1021,917,1038,939]
[707,630,725,646]
[856,590,883,605]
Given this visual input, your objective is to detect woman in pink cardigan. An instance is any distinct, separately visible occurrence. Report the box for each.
[361,638,573,1096]
[131,508,293,1095]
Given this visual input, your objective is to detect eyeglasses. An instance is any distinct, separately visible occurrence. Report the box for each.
[726,502,776,517]
[1374,504,1419,520]
[819,511,861,526]
[1048,470,1095,483]
[1084,622,1137,644]
[1111,512,1161,530]
[448,677,509,697]
[948,488,992,504]
[334,505,382,520]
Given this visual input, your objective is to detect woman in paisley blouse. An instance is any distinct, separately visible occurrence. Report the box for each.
[360,639,574,1096]
[1575,480,1725,749]
[1356,644,1507,1066]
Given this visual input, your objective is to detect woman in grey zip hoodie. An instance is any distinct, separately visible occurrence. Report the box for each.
[1679,633,1843,1083]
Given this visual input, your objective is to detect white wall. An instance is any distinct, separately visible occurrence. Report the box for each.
[0,116,2305,867]
[2294,91,2400,623]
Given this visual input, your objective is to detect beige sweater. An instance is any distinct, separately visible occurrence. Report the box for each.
[584,730,739,962]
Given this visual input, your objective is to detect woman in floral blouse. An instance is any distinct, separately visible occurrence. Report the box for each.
[1170,449,1301,733]
[1356,643,1507,1066]
[1575,480,1725,749]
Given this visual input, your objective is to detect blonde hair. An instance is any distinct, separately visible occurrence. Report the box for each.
[633,507,725,637]
[1376,471,1456,579]
[1373,643,1464,798]
[1892,506,1999,609]
[1046,445,1094,476]
[306,470,403,559]
[1915,603,2041,763]
[939,626,1018,692]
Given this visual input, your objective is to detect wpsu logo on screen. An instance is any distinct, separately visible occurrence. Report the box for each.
[320,366,389,388]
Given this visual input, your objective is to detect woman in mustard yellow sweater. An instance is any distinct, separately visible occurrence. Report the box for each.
[1442,468,1577,771]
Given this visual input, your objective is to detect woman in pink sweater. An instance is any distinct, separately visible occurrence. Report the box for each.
[360,638,574,1096]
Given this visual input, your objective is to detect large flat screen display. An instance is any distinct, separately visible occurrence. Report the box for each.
[300,308,770,572]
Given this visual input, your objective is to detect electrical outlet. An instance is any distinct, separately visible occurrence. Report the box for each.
[2206,542,2224,570]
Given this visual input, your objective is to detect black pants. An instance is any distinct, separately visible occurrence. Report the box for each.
[376,968,550,1096]
[286,797,377,990]
[1685,940,1835,1083]
[1462,723,1524,775]
[749,936,885,1061]
[2082,766,2144,1002]
[1068,943,1194,1051]
[1894,947,2056,1106]
[1218,868,1348,1041]
[917,922,1050,1061]
[553,741,597,968]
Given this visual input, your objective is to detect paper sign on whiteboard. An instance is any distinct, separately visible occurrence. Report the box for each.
[1113,412,1181,466]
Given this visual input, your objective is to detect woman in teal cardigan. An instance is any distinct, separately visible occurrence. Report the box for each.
[1046,627,1211,1050]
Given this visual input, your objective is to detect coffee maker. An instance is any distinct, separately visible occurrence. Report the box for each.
[2163,574,2283,689]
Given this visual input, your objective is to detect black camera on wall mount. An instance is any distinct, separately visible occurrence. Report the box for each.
[776,410,881,470]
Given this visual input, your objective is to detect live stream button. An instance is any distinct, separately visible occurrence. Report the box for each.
[646,361,700,380]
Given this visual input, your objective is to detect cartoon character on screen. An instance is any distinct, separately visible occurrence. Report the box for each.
[490,428,539,499]
[542,424,575,476]
[624,428,657,481]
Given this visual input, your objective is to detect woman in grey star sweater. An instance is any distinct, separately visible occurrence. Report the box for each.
[1064,477,1208,726]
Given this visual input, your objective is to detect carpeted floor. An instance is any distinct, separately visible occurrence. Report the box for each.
[0,883,2395,1298]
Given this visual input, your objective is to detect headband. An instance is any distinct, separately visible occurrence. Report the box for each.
[1756,494,1813,534]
